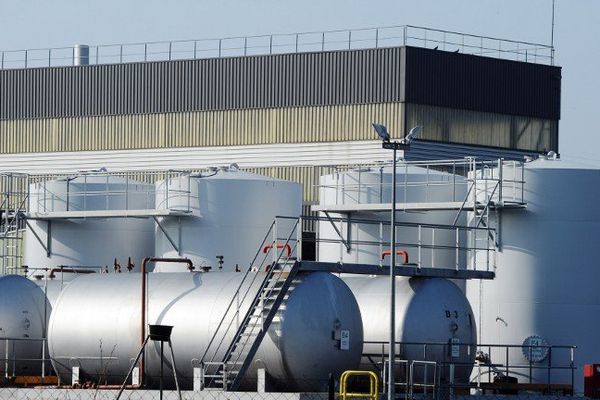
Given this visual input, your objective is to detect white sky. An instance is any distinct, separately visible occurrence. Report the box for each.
[0,0,598,159]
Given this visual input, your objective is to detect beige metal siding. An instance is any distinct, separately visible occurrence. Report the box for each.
[406,103,558,152]
[0,103,404,154]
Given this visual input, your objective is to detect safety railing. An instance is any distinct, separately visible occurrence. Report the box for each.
[318,158,526,210]
[0,24,554,70]
[361,341,577,396]
[0,337,50,382]
[301,214,496,273]
[27,170,192,214]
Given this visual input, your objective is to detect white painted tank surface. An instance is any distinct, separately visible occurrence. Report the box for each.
[154,167,302,272]
[25,175,155,276]
[343,276,476,383]
[318,165,467,270]
[466,157,600,392]
[0,275,56,376]
[48,272,363,391]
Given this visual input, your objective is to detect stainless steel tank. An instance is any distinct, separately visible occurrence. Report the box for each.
[48,271,363,391]
[343,276,476,384]
[154,167,302,272]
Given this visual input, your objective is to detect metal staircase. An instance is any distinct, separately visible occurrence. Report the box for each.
[200,217,301,391]
[0,173,29,274]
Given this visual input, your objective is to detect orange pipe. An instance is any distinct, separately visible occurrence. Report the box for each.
[381,249,409,264]
[262,243,292,258]
[140,257,193,387]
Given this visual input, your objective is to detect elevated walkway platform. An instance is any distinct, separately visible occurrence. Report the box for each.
[298,260,494,280]
[26,209,191,220]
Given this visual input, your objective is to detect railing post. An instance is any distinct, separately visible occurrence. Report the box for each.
[321,32,325,51]
[1,51,4,69]
[4,339,8,378]
[498,158,504,204]
[403,26,407,46]
[168,42,172,61]
[272,218,278,264]
[297,216,302,261]
[244,37,247,56]
[120,45,123,63]
[218,39,222,57]
[144,43,148,62]
[375,28,379,48]
[269,35,273,54]
[193,41,197,59]
[348,31,352,50]
[24,50,28,68]
[96,46,99,64]
[295,34,299,53]
[48,49,51,67]
[455,227,459,271]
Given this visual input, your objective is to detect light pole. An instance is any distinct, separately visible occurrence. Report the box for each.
[372,123,421,400]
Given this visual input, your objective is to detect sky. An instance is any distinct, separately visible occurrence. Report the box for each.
[0,0,598,160]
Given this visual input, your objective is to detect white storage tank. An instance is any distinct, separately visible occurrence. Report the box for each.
[154,166,302,272]
[48,272,363,391]
[318,165,467,270]
[343,276,476,384]
[466,157,600,392]
[25,175,155,275]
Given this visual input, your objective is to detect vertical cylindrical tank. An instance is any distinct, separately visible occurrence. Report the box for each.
[466,157,600,392]
[154,167,302,272]
[25,175,155,276]
[318,165,467,270]
[343,276,476,384]
[47,272,363,391]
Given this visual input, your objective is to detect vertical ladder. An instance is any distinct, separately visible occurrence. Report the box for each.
[0,174,29,275]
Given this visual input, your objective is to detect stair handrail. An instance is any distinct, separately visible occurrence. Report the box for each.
[199,219,276,365]
[224,236,299,369]
[201,217,300,389]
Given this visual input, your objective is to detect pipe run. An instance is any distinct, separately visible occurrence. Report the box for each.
[262,243,292,258]
[140,257,193,388]
[381,249,409,265]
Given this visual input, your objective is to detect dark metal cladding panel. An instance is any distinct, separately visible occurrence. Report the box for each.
[0,47,405,120]
[403,46,561,120]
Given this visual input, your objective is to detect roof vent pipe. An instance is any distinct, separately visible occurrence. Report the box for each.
[74,44,90,66]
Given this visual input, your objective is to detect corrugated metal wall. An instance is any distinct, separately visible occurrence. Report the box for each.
[0,46,561,122]
[0,48,403,120]
[406,103,558,152]
[403,46,561,120]
[0,103,403,154]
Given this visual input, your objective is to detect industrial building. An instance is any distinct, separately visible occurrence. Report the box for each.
[4,26,595,399]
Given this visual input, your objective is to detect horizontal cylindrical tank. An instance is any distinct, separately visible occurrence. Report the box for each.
[318,165,467,271]
[25,175,155,277]
[154,167,302,272]
[466,157,600,393]
[343,276,476,384]
[0,275,55,377]
[48,272,363,391]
